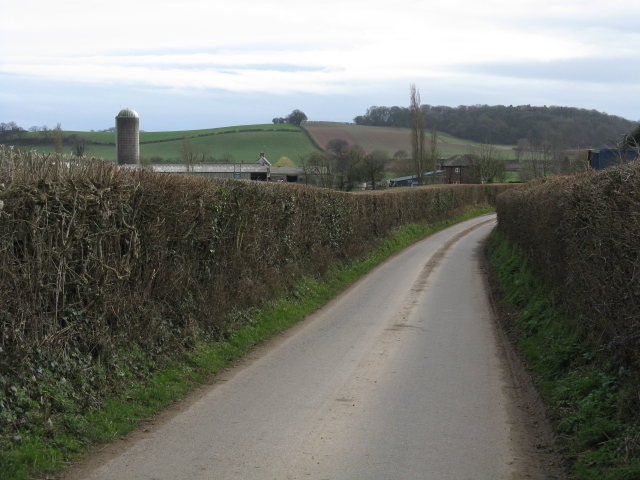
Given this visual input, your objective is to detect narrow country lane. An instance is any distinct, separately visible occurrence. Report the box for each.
[63,214,562,480]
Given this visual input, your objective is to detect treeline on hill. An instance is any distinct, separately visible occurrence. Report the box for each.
[0,146,511,463]
[354,104,639,148]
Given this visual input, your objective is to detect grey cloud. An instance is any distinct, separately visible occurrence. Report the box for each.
[452,56,640,85]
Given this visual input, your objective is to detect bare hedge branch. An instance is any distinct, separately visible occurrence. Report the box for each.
[496,160,640,370]
[0,146,509,435]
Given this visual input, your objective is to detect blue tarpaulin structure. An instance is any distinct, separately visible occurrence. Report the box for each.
[587,149,640,170]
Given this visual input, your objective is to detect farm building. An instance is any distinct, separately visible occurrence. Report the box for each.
[151,152,320,185]
[587,148,640,170]
[387,170,443,187]
[440,155,476,184]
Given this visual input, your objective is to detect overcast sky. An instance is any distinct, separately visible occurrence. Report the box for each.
[2,0,639,132]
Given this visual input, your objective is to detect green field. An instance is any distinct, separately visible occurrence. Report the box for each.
[19,124,321,164]
[16,122,517,165]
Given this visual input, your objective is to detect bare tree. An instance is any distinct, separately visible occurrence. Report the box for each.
[556,151,588,175]
[219,152,235,163]
[409,84,426,184]
[336,145,365,191]
[623,125,640,150]
[426,125,440,174]
[361,150,388,190]
[390,150,413,177]
[68,134,88,158]
[300,151,335,188]
[41,125,51,142]
[468,144,507,183]
[518,139,553,181]
[326,138,349,156]
[181,133,208,172]
[53,123,64,154]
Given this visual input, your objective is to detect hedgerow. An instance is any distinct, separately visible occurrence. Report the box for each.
[495,161,640,476]
[0,146,510,452]
[496,162,640,371]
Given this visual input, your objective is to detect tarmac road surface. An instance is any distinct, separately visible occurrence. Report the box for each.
[63,214,563,480]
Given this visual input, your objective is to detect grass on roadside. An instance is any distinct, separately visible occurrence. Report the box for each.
[1,207,493,480]
[487,228,640,480]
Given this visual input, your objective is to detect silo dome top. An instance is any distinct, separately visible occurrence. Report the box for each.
[116,108,139,118]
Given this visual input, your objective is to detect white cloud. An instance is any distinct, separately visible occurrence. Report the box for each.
[2,0,640,127]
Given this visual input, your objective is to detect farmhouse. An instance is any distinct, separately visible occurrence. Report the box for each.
[440,155,475,184]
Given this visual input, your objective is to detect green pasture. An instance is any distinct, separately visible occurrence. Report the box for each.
[141,129,317,163]
[20,124,320,163]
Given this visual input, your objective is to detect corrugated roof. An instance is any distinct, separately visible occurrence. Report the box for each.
[151,164,304,174]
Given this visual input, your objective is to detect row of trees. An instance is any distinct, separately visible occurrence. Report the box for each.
[1,122,66,147]
[300,138,388,190]
[354,104,638,149]
[0,122,32,142]
[272,109,308,126]
[0,122,97,159]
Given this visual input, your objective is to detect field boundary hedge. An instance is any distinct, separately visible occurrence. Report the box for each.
[495,161,640,381]
[0,146,512,447]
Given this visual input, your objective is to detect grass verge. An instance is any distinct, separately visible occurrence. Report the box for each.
[487,228,640,480]
[2,207,494,480]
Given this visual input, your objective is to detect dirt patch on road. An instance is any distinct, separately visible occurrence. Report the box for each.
[478,240,568,479]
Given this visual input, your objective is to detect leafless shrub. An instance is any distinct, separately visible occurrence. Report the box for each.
[496,161,640,370]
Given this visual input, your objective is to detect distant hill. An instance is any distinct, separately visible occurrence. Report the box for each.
[354,104,639,148]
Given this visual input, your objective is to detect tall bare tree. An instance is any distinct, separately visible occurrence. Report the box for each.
[426,125,440,175]
[53,123,64,155]
[409,84,426,184]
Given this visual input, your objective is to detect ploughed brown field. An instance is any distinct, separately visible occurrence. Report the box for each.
[303,121,480,157]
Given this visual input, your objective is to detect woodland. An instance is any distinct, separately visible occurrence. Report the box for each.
[354,104,639,148]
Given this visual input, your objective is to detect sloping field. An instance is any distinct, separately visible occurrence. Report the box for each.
[303,122,514,158]
[139,129,318,163]
[18,124,320,163]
